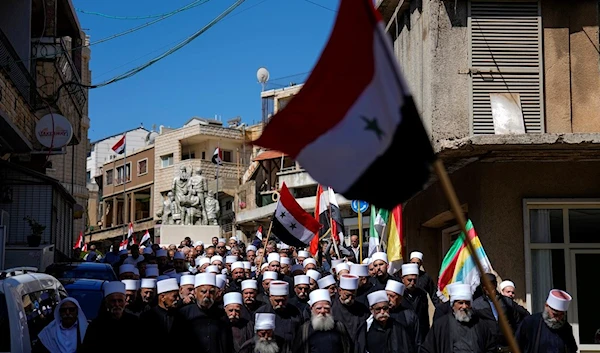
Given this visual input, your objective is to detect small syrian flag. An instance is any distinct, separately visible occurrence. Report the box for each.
[256,225,263,240]
[212,147,222,165]
[111,135,126,154]
[81,243,88,252]
[126,222,136,245]
[119,239,128,251]
[73,231,83,249]
[271,182,322,247]
[140,230,151,246]
[254,0,435,209]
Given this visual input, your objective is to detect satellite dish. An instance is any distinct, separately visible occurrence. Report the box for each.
[257,67,270,84]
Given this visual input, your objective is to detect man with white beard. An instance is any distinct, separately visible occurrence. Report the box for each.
[239,313,290,353]
[255,281,303,346]
[223,292,254,353]
[515,289,578,353]
[421,284,496,353]
[293,289,354,353]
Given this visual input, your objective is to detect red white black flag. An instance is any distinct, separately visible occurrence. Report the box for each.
[111,135,126,154]
[271,182,322,247]
[212,147,222,165]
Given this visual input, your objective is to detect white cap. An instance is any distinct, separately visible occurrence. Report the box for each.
[331,259,343,269]
[309,289,331,306]
[280,257,291,265]
[401,263,419,277]
[156,249,168,257]
[362,258,370,264]
[146,264,158,269]
[143,247,153,255]
[263,271,278,281]
[339,274,359,290]
[218,237,226,243]
[231,262,245,271]
[279,243,290,250]
[269,281,289,296]
[230,236,238,242]
[385,280,405,295]
[306,269,321,282]
[226,255,238,264]
[194,241,204,246]
[267,253,280,264]
[371,252,388,264]
[367,290,389,307]
[205,265,219,274]
[303,258,317,268]
[546,289,572,312]
[119,249,128,256]
[350,264,369,277]
[195,273,216,288]
[180,275,195,287]
[174,252,185,260]
[409,251,424,261]
[242,261,251,270]
[216,274,227,289]
[224,292,243,307]
[500,280,515,291]
[157,278,179,294]
[103,281,126,297]
[318,275,336,289]
[241,279,258,291]
[145,268,159,277]
[260,263,269,271]
[335,262,350,274]
[294,275,310,286]
[141,278,156,289]
[450,284,473,302]
[445,282,463,297]
[255,313,276,331]
[198,257,211,266]
[211,255,224,264]
[246,245,257,252]
[291,264,304,273]
[297,250,310,258]
[119,264,135,275]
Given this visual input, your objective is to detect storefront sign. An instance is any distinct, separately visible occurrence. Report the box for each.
[35,113,73,148]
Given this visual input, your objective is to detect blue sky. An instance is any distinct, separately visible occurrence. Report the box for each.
[74,0,339,141]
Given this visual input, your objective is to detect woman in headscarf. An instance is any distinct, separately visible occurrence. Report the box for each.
[34,297,88,353]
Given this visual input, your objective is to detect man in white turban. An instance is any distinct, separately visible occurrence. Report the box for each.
[35,298,88,353]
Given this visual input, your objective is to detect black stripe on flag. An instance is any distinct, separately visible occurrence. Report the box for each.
[271,216,307,248]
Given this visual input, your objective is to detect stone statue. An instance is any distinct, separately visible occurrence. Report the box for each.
[188,167,208,225]
[172,165,190,224]
[156,191,175,224]
[185,189,202,225]
[204,190,220,226]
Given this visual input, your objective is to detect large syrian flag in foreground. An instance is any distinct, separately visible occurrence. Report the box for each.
[254,0,435,209]
[272,182,322,247]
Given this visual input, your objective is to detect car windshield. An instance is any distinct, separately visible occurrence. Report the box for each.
[48,267,116,281]
[66,289,103,321]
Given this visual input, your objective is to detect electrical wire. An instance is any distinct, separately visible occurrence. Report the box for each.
[76,0,208,20]
[301,0,337,12]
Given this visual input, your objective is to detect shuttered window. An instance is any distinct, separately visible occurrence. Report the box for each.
[469,0,543,134]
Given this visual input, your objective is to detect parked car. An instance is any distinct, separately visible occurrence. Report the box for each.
[45,262,117,282]
[63,279,106,321]
[0,267,66,353]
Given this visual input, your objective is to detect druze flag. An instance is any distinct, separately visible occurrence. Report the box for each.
[253,0,435,209]
[272,182,322,247]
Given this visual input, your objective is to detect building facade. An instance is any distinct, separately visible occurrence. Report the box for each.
[377,0,600,350]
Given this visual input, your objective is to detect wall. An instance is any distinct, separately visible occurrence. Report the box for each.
[403,160,600,303]
[102,145,154,197]
[86,128,148,180]
[0,74,37,144]
[0,0,31,66]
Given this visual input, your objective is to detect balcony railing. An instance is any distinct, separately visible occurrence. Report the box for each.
[0,28,42,108]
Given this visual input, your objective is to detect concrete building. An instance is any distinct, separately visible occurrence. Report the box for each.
[86,127,149,229]
[0,0,91,259]
[153,117,254,240]
[377,0,600,349]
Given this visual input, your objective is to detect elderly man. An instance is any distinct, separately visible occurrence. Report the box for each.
[386,280,421,352]
[240,313,290,353]
[223,292,255,352]
[288,275,311,315]
[369,252,392,290]
[264,253,294,295]
[408,251,438,303]
[81,282,140,352]
[401,263,430,342]
[331,274,370,337]
[122,279,143,316]
[421,284,495,353]
[179,274,196,306]
[139,278,180,350]
[227,261,246,293]
[240,279,262,322]
[318,275,337,298]
[255,280,303,345]
[356,290,414,353]
[350,264,373,307]
[257,271,278,304]
[306,269,321,291]
[35,297,88,353]
[499,280,516,299]
[216,237,228,256]
[139,278,156,311]
[170,273,233,353]
[293,289,354,353]
[516,289,578,353]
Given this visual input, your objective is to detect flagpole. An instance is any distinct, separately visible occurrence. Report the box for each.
[255,219,273,270]
[122,138,127,242]
[327,193,341,259]
[358,205,363,263]
[433,159,520,353]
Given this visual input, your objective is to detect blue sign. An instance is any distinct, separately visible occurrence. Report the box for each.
[351,200,369,213]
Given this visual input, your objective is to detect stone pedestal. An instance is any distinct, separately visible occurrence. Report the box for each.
[159,225,220,246]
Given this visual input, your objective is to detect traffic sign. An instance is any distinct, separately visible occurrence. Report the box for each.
[351,200,369,213]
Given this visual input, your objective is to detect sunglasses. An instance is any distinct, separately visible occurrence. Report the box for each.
[59,307,77,314]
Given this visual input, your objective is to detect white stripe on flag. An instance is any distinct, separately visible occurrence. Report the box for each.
[274,199,314,244]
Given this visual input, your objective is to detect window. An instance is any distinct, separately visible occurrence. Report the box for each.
[86,171,91,183]
[181,150,195,161]
[116,163,131,184]
[22,289,62,348]
[222,150,233,163]
[106,169,113,185]
[201,151,206,160]
[137,158,148,176]
[161,154,174,168]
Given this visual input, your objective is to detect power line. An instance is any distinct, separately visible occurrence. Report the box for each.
[300,0,337,12]
[76,0,208,20]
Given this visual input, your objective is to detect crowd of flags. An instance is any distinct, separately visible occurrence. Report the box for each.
[73,222,152,253]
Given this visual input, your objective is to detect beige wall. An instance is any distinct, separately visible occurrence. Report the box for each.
[102,145,154,197]
[404,160,600,304]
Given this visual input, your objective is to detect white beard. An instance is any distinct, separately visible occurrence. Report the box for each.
[254,337,279,353]
[453,308,473,323]
[543,310,565,329]
[311,313,335,331]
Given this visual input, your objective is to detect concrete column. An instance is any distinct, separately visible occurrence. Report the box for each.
[112,198,118,227]
[130,192,136,222]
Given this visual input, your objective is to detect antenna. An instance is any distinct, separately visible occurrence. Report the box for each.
[257,67,270,91]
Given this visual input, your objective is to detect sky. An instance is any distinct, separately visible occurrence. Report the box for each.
[73,0,339,141]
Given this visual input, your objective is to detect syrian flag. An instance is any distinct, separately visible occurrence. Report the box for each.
[126,222,136,245]
[212,147,223,165]
[111,135,126,154]
[73,231,83,249]
[310,185,328,255]
[140,230,151,246]
[254,0,435,210]
[327,187,345,242]
[271,182,322,247]
[81,243,88,252]
[256,225,263,240]
[119,239,128,251]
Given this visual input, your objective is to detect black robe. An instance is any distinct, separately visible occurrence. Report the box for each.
[403,287,430,342]
[515,312,578,353]
[330,294,370,337]
[80,312,140,353]
[420,313,496,353]
[472,293,529,348]
[169,303,233,353]
[292,320,354,353]
[239,335,291,353]
[355,282,374,308]
[417,270,439,304]
[241,301,262,322]
[433,301,452,322]
[356,317,414,353]
[227,317,255,353]
[255,301,303,345]
[139,305,176,350]
[390,304,421,352]
[288,296,311,321]
[369,274,393,292]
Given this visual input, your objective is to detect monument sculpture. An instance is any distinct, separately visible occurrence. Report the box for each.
[204,190,220,226]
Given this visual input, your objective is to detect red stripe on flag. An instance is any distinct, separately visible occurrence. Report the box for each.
[310,185,324,255]
[254,0,381,157]
[279,183,322,233]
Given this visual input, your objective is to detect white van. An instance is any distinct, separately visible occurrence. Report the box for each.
[0,267,66,353]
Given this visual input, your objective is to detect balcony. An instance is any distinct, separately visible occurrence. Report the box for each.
[277,167,317,189]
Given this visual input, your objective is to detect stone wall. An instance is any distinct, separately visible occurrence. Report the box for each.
[0,73,37,143]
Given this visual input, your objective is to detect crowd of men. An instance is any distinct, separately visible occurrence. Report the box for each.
[39,236,578,353]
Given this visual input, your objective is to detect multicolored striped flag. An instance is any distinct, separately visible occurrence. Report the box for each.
[385,205,404,275]
[437,219,494,301]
